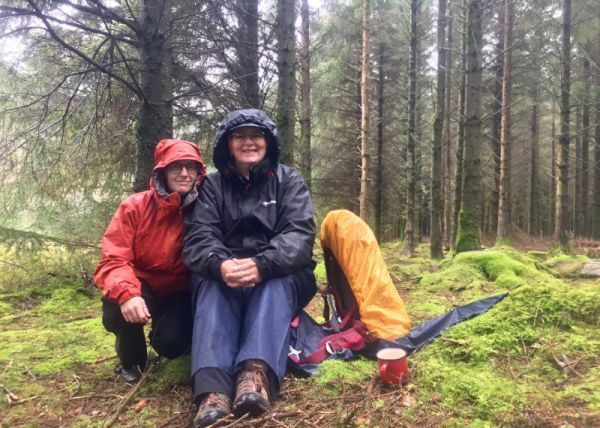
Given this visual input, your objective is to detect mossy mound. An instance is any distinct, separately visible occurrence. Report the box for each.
[543,253,588,278]
[411,248,600,425]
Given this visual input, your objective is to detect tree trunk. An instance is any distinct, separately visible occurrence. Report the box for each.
[551,99,557,233]
[574,104,582,235]
[443,16,453,247]
[236,0,260,108]
[554,0,571,248]
[452,0,467,245]
[529,84,539,236]
[430,0,447,259]
[455,0,483,253]
[402,0,419,255]
[375,43,385,242]
[134,0,174,192]
[359,0,371,222]
[276,0,297,166]
[489,5,504,235]
[299,0,312,190]
[496,0,513,242]
[593,90,600,239]
[581,56,590,236]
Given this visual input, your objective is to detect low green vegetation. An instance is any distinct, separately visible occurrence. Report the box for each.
[1,241,598,426]
[407,246,600,426]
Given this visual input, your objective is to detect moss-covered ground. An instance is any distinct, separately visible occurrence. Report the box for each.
[1,241,599,427]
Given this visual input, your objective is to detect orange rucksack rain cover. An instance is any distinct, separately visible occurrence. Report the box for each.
[320,210,411,340]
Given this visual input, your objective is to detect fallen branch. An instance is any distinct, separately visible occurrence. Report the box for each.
[103,360,156,427]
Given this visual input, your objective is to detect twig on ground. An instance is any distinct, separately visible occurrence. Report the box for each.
[94,355,118,364]
[215,412,249,427]
[1,383,20,402]
[103,359,156,427]
[157,411,187,428]
[23,365,37,381]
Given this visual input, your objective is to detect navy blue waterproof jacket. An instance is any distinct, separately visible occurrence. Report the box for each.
[182,109,316,281]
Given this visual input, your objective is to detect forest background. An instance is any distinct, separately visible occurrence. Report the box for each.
[0,0,599,427]
[1,0,600,252]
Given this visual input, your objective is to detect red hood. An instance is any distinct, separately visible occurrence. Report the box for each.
[150,139,206,198]
[153,139,205,172]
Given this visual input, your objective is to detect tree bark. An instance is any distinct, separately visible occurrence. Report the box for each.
[593,90,600,239]
[496,0,513,242]
[581,56,590,236]
[452,0,467,245]
[299,0,312,190]
[551,99,557,233]
[402,0,419,255]
[455,0,483,253]
[236,0,260,108]
[554,0,571,248]
[442,15,453,247]
[359,0,371,222]
[134,0,174,192]
[276,0,297,166]
[489,5,504,236]
[528,84,539,236]
[574,104,582,234]
[375,43,386,242]
[430,0,447,259]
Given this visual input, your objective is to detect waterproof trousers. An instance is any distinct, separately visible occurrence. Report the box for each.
[102,282,193,369]
[189,268,316,403]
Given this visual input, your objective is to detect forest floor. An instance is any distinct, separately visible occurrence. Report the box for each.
[1,233,599,427]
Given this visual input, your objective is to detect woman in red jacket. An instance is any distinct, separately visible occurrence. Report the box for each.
[94,139,206,384]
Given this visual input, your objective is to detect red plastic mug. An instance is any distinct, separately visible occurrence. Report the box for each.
[376,347,409,385]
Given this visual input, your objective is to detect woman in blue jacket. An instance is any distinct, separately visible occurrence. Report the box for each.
[183,109,316,427]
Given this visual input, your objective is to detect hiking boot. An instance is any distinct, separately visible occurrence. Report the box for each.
[232,360,272,417]
[193,393,232,428]
[115,365,143,385]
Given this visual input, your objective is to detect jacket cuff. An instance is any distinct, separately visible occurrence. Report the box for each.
[253,256,270,281]
[116,286,141,306]
[208,256,227,281]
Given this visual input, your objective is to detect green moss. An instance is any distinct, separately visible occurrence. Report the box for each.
[454,210,482,253]
[543,253,588,278]
[410,246,600,424]
[560,367,600,410]
[314,261,327,283]
[150,355,192,391]
[315,358,375,396]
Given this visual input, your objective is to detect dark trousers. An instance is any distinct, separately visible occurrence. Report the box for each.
[102,283,192,368]
[189,268,316,403]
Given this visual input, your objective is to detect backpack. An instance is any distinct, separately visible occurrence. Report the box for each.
[287,209,508,376]
[288,210,411,372]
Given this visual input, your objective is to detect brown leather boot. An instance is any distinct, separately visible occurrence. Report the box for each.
[232,360,272,417]
[193,392,231,428]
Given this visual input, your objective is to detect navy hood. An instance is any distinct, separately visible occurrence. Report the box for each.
[213,109,280,174]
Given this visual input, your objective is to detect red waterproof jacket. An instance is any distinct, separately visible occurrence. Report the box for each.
[94,139,206,305]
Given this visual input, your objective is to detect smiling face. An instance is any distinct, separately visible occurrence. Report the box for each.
[228,126,267,178]
[164,160,200,195]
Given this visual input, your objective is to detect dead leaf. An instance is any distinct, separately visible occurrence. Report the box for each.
[135,399,148,412]
[401,393,417,407]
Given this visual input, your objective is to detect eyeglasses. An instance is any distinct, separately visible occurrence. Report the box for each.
[230,131,266,144]
[166,161,199,175]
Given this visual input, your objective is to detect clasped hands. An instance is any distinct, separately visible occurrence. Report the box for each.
[220,258,262,288]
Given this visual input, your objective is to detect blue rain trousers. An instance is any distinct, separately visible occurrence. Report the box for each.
[189,267,316,402]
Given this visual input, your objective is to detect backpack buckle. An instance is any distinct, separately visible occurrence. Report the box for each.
[325,341,342,355]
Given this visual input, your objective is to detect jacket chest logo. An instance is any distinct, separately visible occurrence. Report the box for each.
[262,200,277,207]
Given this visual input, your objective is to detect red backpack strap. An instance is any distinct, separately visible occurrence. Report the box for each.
[339,303,359,330]
[299,321,371,365]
